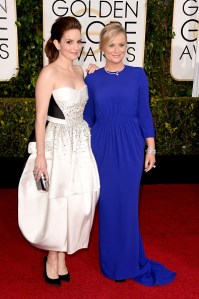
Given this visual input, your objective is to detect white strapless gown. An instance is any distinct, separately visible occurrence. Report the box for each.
[18,86,100,254]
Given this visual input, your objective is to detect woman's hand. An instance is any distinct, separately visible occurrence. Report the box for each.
[86,63,99,74]
[144,153,156,172]
[33,155,48,182]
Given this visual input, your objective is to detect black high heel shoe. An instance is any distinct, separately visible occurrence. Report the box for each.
[43,256,61,286]
[59,272,70,282]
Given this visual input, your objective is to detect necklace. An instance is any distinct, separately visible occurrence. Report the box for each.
[104,65,125,76]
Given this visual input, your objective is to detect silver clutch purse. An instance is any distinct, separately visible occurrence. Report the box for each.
[36,173,49,192]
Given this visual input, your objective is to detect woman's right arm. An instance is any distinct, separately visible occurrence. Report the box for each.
[34,67,54,182]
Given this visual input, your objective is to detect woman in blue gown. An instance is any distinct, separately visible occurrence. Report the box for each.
[83,23,176,286]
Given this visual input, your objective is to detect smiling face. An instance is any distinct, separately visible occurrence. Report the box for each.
[103,33,127,65]
[54,29,82,62]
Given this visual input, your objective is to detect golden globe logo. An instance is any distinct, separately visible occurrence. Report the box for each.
[43,0,147,69]
[0,0,18,81]
[171,0,199,81]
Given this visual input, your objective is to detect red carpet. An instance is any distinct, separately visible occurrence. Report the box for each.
[0,185,198,299]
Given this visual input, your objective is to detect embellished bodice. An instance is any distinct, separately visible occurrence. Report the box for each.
[28,85,90,155]
[48,85,88,126]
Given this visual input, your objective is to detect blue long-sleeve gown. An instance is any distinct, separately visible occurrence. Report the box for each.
[84,66,176,285]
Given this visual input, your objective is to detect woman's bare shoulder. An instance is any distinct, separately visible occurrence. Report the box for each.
[36,64,57,91]
[37,64,58,85]
[74,64,84,75]
[40,63,57,76]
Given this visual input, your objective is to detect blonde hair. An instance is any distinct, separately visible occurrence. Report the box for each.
[99,22,127,51]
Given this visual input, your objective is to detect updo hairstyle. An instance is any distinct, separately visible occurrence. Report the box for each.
[45,16,81,63]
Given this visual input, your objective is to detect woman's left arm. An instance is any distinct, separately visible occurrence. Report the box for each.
[138,68,156,172]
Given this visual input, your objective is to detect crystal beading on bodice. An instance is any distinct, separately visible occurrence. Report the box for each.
[47,86,88,126]
[47,101,86,127]
[44,86,90,155]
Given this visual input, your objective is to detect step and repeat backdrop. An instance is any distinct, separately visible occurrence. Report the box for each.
[171,0,199,81]
[43,0,147,68]
[0,0,18,81]
[0,0,199,81]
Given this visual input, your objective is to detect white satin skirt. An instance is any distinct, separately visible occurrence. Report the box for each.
[18,122,100,254]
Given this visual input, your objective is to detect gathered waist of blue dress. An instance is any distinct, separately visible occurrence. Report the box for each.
[95,115,138,124]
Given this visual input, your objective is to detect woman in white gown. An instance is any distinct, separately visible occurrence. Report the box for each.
[18,16,100,286]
